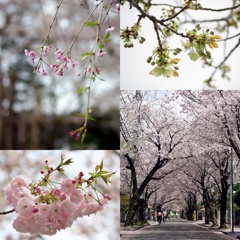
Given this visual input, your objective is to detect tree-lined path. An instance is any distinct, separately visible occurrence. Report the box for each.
[121,219,235,240]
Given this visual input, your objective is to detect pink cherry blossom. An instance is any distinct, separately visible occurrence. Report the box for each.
[42,46,50,56]
[25,213,44,234]
[55,49,64,60]
[40,222,57,236]
[12,216,28,233]
[71,61,77,68]
[116,3,120,14]
[41,70,48,76]
[70,189,83,204]
[96,67,101,74]
[16,197,35,216]
[52,188,62,197]
[97,50,107,57]
[106,26,115,32]
[61,198,77,213]
[50,64,59,72]
[24,49,37,65]
[61,178,76,194]
[10,176,28,191]
[5,163,113,235]
[49,203,65,218]
[82,202,103,216]
[39,203,51,218]
[57,69,63,76]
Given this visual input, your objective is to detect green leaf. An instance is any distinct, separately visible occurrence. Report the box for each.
[62,158,73,166]
[88,115,96,121]
[99,42,104,49]
[100,160,103,171]
[189,51,200,61]
[81,130,87,143]
[77,87,90,94]
[85,21,98,27]
[98,170,109,175]
[104,32,111,42]
[76,113,86,118]
[81,52,93,61]
[95,165,100,172]
[149,66,163,77]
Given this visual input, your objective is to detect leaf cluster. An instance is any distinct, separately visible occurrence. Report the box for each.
[121,23,146,48]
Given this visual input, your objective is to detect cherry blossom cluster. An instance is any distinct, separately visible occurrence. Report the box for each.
[5,159,115,235]
[23,0,119,144]
[25,47,78,77]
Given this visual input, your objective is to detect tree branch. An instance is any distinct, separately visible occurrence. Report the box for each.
[200,4,240,12]
[0,209,15,215]
[209,38,240,81]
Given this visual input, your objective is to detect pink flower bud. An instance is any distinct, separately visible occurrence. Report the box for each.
[60,193,66,201]
[75,132,81,141]
[96,67,101,74]
[32,207,39,213]
[69,131,75,137]
[35,187,41,194]
[52,188,61,197]
[104,194,112,200]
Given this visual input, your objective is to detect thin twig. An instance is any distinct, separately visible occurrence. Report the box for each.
[210,38,240,79]
[0,209,15,215]
[200,4,240,12]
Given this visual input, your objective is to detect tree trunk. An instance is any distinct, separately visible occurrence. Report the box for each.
[210,207,218,227]
[124,193,148,226]
[219,178,228,229]
[205,206,210,224]
[124,193,139,226]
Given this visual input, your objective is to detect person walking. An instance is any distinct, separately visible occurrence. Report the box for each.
[157,211,163,224]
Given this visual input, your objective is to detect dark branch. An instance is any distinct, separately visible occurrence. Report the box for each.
[200,4,240,12]
[0,209,15,215]
[209,38,240,80]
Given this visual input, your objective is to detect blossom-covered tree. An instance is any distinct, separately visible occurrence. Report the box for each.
[120,90,192,226]
[121,90,240,227]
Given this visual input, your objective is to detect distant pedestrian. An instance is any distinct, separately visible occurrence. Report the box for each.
[157,211,163,224]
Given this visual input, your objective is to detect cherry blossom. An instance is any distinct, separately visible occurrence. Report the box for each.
[97,50,107,57]
[106,26,115,32]
[4,158,115,236]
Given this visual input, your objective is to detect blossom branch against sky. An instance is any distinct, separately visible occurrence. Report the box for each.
[120,0,240,90]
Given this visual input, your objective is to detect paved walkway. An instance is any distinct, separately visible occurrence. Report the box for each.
[121,218,237,240]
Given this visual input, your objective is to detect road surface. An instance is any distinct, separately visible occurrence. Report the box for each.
[121,218,235,240]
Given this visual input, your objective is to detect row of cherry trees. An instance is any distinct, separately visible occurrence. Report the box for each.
[120,90,240,228]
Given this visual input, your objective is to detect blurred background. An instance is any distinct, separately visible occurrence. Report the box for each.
[0,0,120,149]
[0,150,120,240]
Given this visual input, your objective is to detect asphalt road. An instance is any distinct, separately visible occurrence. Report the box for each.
[121,218,235,240]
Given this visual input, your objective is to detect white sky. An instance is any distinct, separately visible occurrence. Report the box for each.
[120,0,240,90]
